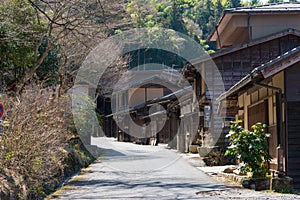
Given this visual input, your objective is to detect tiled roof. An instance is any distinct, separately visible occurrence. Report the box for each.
[227,2,300,13]
[208,3,300,41]
[193,28,300,64]
[217,46,300,101]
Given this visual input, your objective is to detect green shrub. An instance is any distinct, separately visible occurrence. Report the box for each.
[225,120,272,178]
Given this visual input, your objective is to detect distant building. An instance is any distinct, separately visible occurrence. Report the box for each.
[99,69,183,144]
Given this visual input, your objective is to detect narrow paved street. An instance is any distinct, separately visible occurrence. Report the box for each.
[50,137,228,199]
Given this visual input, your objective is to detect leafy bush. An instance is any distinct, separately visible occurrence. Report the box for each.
[225,120,272,178]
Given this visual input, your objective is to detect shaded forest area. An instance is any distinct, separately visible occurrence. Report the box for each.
[1,0,278,94]
[0,0,285,199]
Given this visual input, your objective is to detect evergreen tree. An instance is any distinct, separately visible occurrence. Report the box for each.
[126,0,250,54]
[227,0,242,8]
[250,0,260,6]
[166,0,188,34]
[215,0,224,19]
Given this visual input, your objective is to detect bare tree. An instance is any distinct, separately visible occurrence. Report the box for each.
[1,0,131,95]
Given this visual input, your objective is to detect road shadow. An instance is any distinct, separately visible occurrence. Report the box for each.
[85,145,127,158]
[66,176,231,192]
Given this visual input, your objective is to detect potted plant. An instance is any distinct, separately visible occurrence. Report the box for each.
[225,120,272,190]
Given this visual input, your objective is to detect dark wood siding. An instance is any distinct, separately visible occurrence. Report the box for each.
[208,34,300,93]
[286,102,300,189]
[157,118,171,144]
[286,64,300,189]
[286,63,300,102]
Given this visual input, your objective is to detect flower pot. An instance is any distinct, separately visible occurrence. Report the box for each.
[197,146,211,157]
[252,177,270,191]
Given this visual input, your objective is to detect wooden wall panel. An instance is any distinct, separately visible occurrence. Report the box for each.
[247,100,268,129]
[286,63,300,102]
[287,101,300,189]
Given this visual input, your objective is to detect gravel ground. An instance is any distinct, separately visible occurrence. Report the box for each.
[184,155,300,200]
[199,173,300,199]
[195,188,300,200]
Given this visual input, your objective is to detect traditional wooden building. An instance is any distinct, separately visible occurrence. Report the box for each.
[217,46,300,189]
[98,69,183,143]
[134,85,197,150]
[185,3,300,151]
[209,3,300,189]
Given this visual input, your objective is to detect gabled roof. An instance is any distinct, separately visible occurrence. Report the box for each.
[217,45,300,102]
[112,69,181,92]
[106,86,193,117]
[191,28,300,65]
[133,85,193,109]
[212,28,300,58]
[209,2,300,42]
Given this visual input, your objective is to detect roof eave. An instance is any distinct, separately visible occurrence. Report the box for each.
[211,28,300,59]
[217,46,300,102]
[208,9,231,41]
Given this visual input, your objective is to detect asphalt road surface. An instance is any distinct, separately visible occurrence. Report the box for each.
[49,137,228,199]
